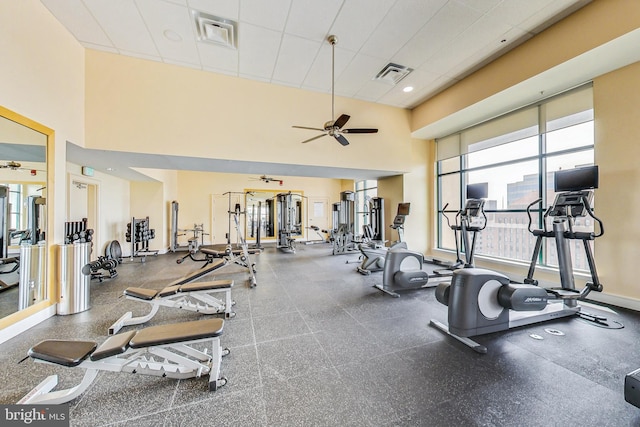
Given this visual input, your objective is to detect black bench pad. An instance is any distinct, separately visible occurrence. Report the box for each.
[180,280,233,292]
[201,247,261,257]
[130,318,224,348]
[124,288,158,300]
[168,259,226,287]
[28,340,97,367]
[91,331,136,361]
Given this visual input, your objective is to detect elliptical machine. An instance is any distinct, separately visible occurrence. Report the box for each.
[430,166,607,353]
[356,202,408,275]
[431,183,488,275]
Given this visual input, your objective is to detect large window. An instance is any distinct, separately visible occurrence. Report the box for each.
[436,85,594,270]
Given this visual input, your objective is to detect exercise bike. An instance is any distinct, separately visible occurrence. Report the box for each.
[356,204,409,275]
[430,166,609,353]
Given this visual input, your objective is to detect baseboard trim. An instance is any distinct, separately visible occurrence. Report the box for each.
[0,305,56,345]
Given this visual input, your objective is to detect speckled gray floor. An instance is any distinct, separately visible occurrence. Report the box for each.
[1,243,640,426]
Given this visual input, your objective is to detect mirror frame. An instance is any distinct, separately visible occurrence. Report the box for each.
[0,105,55,331]
[244,189,305,241]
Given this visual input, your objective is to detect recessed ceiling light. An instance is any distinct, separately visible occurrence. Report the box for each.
[163,29,182,42]
[403,86,414,93]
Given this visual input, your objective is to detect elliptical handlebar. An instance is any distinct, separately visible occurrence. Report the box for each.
[526,198,543,234]
[581,193,604,238]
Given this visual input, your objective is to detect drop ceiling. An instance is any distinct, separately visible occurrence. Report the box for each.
[40,0,591,110]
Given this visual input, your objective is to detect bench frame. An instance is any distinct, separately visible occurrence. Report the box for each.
[109,280,234,335]
[19,324,228,405]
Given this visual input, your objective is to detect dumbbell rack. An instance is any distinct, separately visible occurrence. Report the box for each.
[126,216,158,262]
[64,218,94,244]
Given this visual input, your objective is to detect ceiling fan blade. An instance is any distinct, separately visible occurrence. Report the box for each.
[334,134,350,146]
[293,125,325,132]
[333,114,350,129]
[301,134,328,144]
[342,128,378,134]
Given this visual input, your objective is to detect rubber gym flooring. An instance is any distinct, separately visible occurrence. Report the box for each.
[0,243,639,426]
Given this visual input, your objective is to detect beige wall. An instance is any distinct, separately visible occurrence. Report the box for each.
[175,171,343,248]
[412,0,640,133]
[67,163,131,258]
[410,0,640,306]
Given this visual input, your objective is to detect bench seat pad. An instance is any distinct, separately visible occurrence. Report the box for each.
[129,318,224,348]
[157,285,180,298]
[180,280,233,292]
[90,331,136,361]
[28,340,97,367]
[124,288,158,300]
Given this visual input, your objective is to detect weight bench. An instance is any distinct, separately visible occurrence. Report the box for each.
[18,318,228,405]
[109,259,235,335]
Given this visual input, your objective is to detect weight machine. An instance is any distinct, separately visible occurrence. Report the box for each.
[276,192,302,253]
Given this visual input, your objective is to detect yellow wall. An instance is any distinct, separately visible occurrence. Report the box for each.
[593,61,640,301]
[85,50,415,174]
[0,0,84,336]
[130,181,165,254]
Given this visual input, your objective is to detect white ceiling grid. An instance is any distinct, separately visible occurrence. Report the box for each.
[40,0,591,109]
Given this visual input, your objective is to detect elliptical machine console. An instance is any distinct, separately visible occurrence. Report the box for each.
[430,166,609,353]
[356,203,408,275]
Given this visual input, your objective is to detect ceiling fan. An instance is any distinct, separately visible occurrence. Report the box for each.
[0,160,45,175]
[0,161,23,170]
[251,175,284,185]
[292,35,378,146]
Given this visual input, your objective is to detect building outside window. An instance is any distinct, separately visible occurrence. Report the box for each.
[436,85,594,271]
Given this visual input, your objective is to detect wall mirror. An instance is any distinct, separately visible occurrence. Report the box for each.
[0,106,51,326]
[245,190,305,242]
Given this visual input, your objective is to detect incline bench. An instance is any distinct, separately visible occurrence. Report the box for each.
[109,259,235,335]
[18,318,228,405]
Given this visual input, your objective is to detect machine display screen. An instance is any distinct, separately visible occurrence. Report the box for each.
[466,183,488,200]
[397,203,410,216]
[554,165,599,192]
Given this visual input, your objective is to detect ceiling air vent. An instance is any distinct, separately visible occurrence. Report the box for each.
[373,63,413,85]
[192,10,238,49]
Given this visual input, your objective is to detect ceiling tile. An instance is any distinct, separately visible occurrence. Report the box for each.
[490,0,555,28]
[197,42,238,74]
[393,1,482,69]
[454,0,501,14]
[238,23,282,79]
[240,0,291,31]
[41,0,112,46]
[272,35,322,86]
[359,0,448,59]
[84,0,158,56]
[328,0,396,52]
[187,0,239,20]
[335,53,388,97]
[284,0,343,40]
[136,0,200,65]
[302,45,355,92]
[420,13,512,76]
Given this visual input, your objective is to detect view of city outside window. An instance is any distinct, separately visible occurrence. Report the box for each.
[355,180,377,237]
[436,86,595,271]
